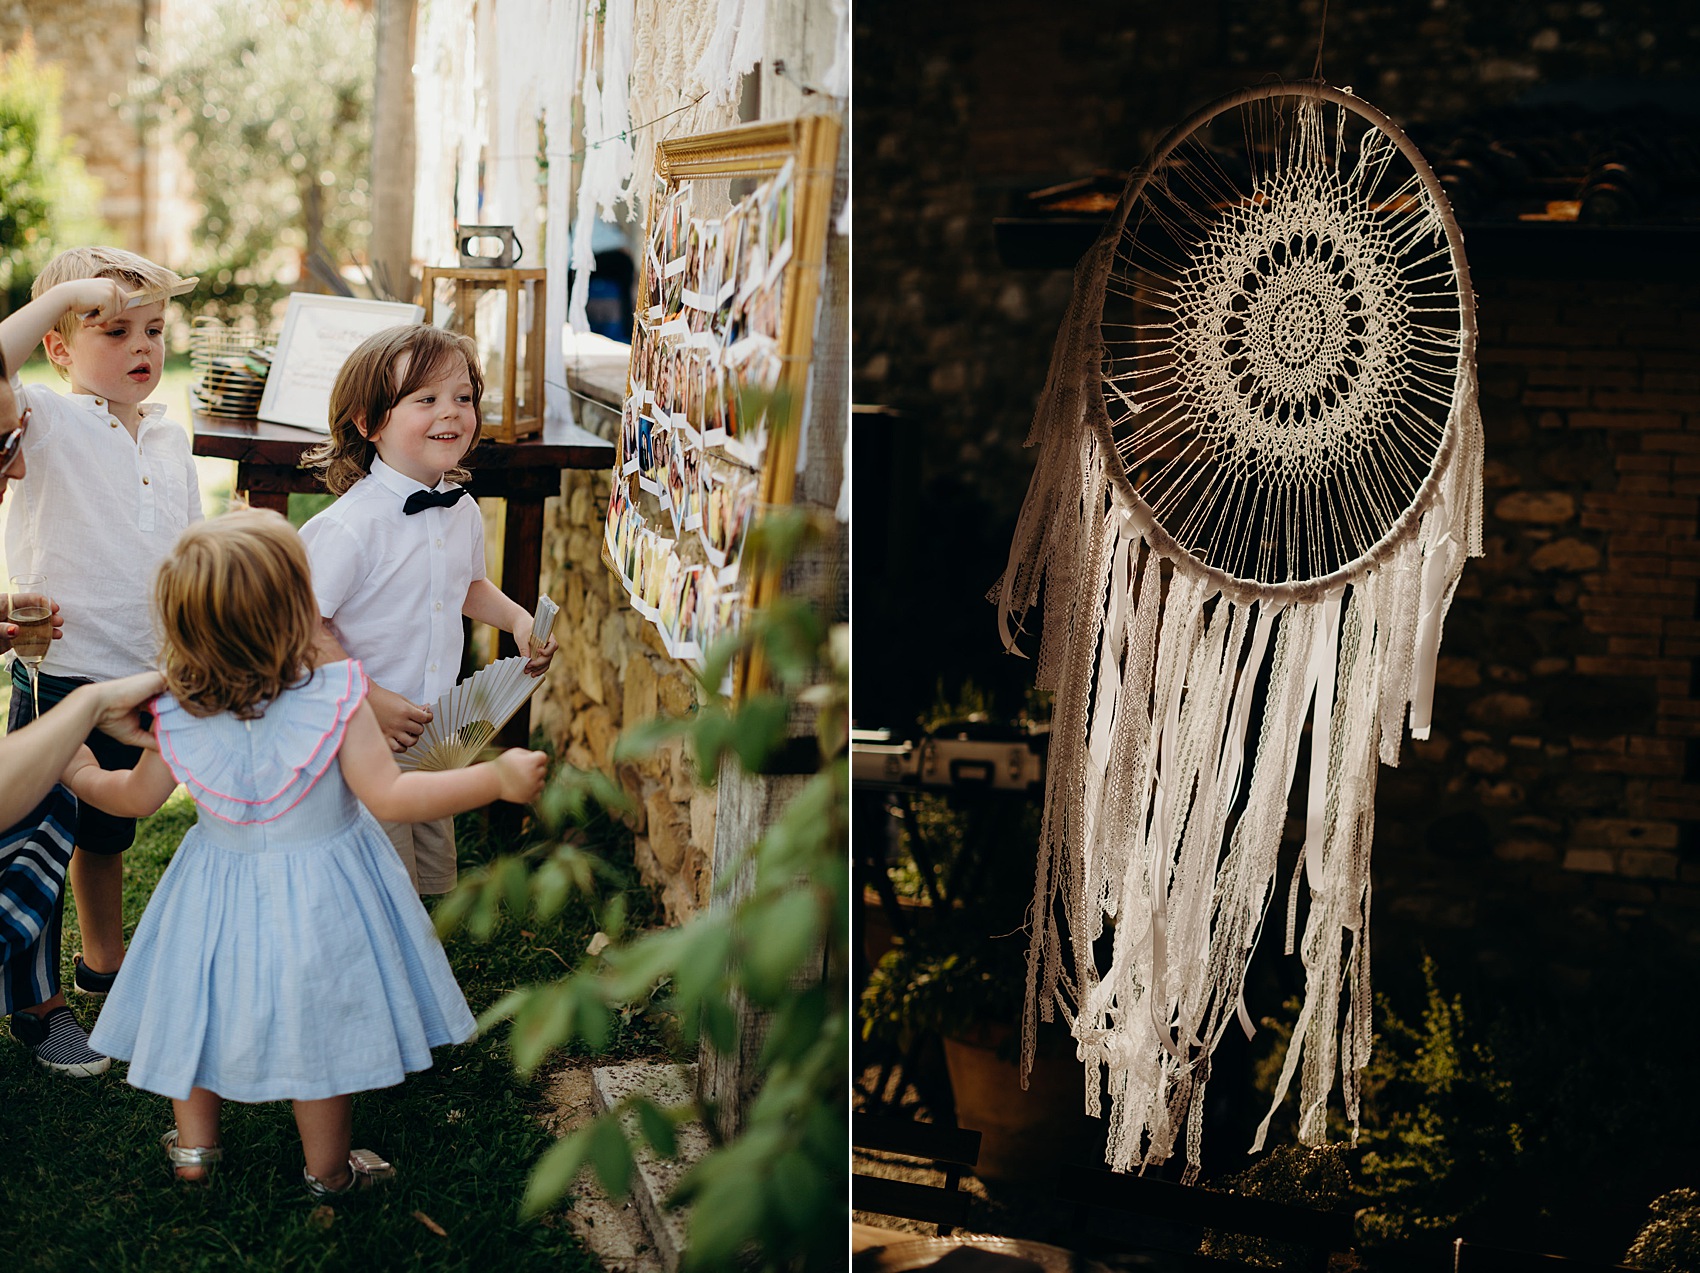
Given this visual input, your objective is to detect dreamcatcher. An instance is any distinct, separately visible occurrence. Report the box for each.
[995,83,1483,1177]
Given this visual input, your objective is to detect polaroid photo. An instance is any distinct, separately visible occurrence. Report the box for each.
[680,440,703,533]
[722,337,782,467]
[605,479,627,566]
[620,396,642,476]
[639,531,674,621]
[655,552,685,654]
[681,219,711,311]
[701,361,729,447]
[700,463,758,578]
[665,428,690,536]
[662,185,690,269]
[744,275,782,343]
[736,181,769,306]
[674,565,704,662]
[764,157,795,287]
[717,205,742,313]
[638,416,665,497]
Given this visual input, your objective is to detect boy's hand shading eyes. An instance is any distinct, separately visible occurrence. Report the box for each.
[70,279,128,327]
[367,683,433,752]
[491,749,548,804]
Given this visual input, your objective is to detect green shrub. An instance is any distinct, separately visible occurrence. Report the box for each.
[1626,1189,1700,1272]
[1199,1143,1355,1268]
[0,37,108,316]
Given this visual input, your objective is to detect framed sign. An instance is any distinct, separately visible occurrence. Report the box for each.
[602,114,841,697]
[257,294,425,431]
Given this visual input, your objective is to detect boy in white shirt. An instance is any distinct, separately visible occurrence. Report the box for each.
[0,246,202,1074]
[300,324,556,894]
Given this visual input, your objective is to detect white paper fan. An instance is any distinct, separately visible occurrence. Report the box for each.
[396,656,544,772]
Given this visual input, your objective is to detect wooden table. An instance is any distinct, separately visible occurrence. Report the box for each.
[193,413,615,745]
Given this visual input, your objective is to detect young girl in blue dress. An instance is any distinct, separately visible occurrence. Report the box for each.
[73,509,548,1193]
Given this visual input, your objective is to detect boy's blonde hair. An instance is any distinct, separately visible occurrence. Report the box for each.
[32,245,187,352]
[154,509,320,719]
[301,325,484,496]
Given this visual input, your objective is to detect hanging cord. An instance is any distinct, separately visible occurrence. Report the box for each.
[1312,0,1331,81]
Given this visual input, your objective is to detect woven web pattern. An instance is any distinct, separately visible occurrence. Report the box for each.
[1102,97,1465,588]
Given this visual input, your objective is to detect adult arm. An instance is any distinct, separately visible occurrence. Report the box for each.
[462,579,558,676]
[0,670,163,827]
[337,701,547,822]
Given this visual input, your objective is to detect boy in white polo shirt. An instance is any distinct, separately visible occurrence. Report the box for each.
[0,246,201,1074]
[300,324,556,894]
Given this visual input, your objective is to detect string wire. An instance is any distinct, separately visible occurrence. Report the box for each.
[1312,0,1331,81]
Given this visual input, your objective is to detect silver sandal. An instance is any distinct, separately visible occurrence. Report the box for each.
[161,1128,223,1181]
[303,1147,394,1198]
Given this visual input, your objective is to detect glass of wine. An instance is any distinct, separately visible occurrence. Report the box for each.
[7,572,52,720]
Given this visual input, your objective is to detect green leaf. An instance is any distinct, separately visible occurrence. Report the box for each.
[690,706,736,778]
[670,921,733,1013]
[511,982,576,1076]
[612,713,689,762]
[531,859,572,919]
[499,856,531,922]
[740,889,821,1005]
[729,694,789,772]
[577,988,611,1052]
[634,1098,678,1158]
[521,1125,593,1217]
[702,996,737,1054]
[474,986,532,1034]
[589,1114,633,1200]
[768,1147,828,1233]
[431,884,476,940]
[758,983,829,1068]
[601,893,627,941]
[467,872,502,941]
[681,1172,765,1272]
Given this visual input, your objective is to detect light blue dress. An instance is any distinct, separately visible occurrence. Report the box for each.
[89,660,476,1102]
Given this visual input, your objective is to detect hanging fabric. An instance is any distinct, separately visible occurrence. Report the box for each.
[995,82,1483,1179]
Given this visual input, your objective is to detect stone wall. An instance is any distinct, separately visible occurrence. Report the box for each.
[1370,275,1700,958]
[533,454,715,926]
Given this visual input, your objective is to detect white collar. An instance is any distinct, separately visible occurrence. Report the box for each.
[369,455,457,497]
[68,394,169,430]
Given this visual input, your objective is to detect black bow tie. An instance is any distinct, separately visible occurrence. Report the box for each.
[403,486,469,515]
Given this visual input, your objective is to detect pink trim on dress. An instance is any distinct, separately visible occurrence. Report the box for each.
[155,661,370,825]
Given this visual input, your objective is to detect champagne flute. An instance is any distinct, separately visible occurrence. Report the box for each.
[7,572,52,720]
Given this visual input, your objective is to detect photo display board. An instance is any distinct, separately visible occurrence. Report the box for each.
[603,116,839,695]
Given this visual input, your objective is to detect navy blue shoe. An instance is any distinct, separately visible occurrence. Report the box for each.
[9,1006,111,1077]
[72,955,118,996]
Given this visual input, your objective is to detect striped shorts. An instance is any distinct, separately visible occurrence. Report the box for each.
[0,787,76,1014]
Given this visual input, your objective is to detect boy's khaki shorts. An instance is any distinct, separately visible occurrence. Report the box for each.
[380,816,457,895]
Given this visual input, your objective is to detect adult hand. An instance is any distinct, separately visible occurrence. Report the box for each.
[368,683,432,752]
[492,748,548,804]
[0,598,62,656]
[86,670,167,751]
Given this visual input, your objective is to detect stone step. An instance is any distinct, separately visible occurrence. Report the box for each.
[592,1060,711,1273]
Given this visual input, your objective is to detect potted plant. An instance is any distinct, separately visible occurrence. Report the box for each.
[858,713,1097,1183]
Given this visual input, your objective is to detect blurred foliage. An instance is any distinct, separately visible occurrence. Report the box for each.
[1199,1143,1355,1269]
[0,37,108,316]
[136,0,374,321]
[1627,1189,1700,1272]
[858,681,1043,1058]
[437,508,847,1271]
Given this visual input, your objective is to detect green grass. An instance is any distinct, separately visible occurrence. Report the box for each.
[0,789,669,1272]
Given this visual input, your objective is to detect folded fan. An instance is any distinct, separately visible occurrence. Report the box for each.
[395,656,544,772]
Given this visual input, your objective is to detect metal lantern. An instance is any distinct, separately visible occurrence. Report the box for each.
[420,265,547,443]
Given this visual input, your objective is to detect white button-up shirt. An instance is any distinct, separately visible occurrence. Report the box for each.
[300,457,485,705]
[5,378,204,680]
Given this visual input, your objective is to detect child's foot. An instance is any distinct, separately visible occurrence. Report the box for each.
[72,955,119,996]
[161,1129,222,1182]
[304,1148,394,1198]
[9,1006,111,1077]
